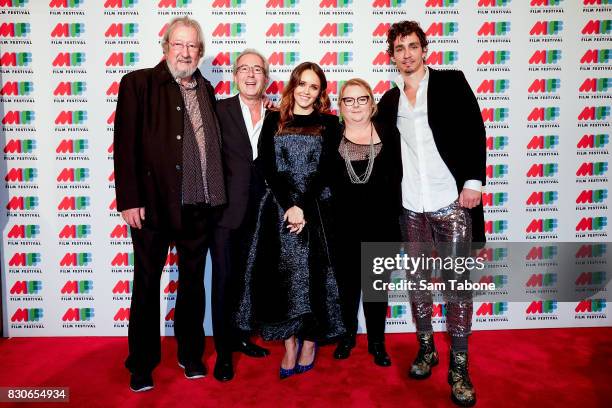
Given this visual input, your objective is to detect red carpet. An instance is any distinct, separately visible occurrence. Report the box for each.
[0,328,610,407]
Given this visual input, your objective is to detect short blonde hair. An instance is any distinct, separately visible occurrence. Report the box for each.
[339,78,378,118]
[161,17,205,58]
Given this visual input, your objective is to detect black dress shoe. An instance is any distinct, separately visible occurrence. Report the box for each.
[333,338,355,360]
[178,360,207,379]
[214,355,234,382]
[235,340,270,358]
[130,372,154,392]
[368,342,392,367]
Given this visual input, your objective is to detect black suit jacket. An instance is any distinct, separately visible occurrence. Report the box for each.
[215,94,265,229]
[378,67,487,244]
[113,61,221,231]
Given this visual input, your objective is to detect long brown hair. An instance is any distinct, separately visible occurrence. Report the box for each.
[278,62,331,133]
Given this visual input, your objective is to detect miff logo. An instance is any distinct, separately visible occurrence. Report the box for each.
[526,273,557,287]
[113,280,133,294]
[575,271,606,286]
[372,52,390,65]
[62,308,94,321]
[0,81,33,95]
[477,79,510,94]
[164,280,178,294]
[57,196,90,210]
[577,134,609,148]
[526,300,557,314]
[576,217,608,231]
[165,308,175,321]
[49,0,85,7]
[386,305,407,318]
[426,22,459,37]
[477,50,510,65]
[110,224,130,238]
[575,300,607,313]
[53,82,86,96]
[1,0,29,6]
[576,189,608,204]
[52,52,85,66]
[212,52,241,66]
[530,21,563,35]
[526,245,557,260]
[372,80,396,95]
[484,220,508,234]
[482,192,508,206]
[372,0,406,7]
[486,136,509,150]
[526,218,557,233]
[425,0,458,6]
[478,21,510,36]
[10,280,42,294]
[55,111,87,125]
[51,23,84,38]
[578,106,610,121]
[432,303,447,318]
[214,81,238,96]
[526,135,559,149]
[158,0,191,7]
[56,139,88,153]
[211,0,246,7]
[105,23,138,38]
[575,244,606,258]
[579,78,609,93]
[114,308,130,321]
[104,0,137,7]
[528,79,560,93]
[213,23,246,37]
[6,196,38,210]
[106,52,139,67]
[61,280,93,294]
[320,0,353,7]
[111,252,134,266]
[582,20,611,35]
[576,161,608,176]
[5,168,36,183]
[268,52,300,65]
[267,23,299,37]
[426,51,458,65]
[59,225,91,239]
[2,111,34,124]
[476,302,507,316]
[526,163,558,177]
[477,0,510,6]
[580,49,609,64]
[372,23,390,37]
[478,275,508,287]
[107,82,119,95]
[11,308,43,322]
[529,50,562,64]
[59,252,92,266]
[526,191,558,205]
[7,224,40,238]
[8,252,41,266]
[481,108,509,122]
[319,23,352,37]
[530,0,563,5]
[0,52,31,67]
[0,23,30,37]
[4,139,36,153]
[486,164,508,178]
[583,0,611,5]
[320,51,352,65]
[326,81,348,95]
[266,81,285,95]
[527,107,560,121]
[265,0,299,7]
[476,247,508,261]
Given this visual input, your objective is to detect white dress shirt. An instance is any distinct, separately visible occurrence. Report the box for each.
[396,69,482,213]
[238,95,265,160]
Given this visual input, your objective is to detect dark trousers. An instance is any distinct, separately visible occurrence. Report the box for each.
[125,204,213,375]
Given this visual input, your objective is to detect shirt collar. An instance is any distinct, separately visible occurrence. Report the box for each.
[238,94,265,116]
[394,66,429,91]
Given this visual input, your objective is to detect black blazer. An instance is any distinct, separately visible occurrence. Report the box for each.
[377,67,487,244]
[113,61,221,231]
[215,95,264,229]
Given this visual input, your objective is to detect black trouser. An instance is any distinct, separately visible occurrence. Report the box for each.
[125,204,213,375]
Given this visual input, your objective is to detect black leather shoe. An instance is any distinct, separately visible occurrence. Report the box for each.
[130,372,153,392]
[178,360,206,379]
[368,342,392,367]
[333,338,355,360]
[235,340,270,358]
[214,355,234,382]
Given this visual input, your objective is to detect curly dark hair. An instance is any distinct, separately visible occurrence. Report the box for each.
[386,20,428,56]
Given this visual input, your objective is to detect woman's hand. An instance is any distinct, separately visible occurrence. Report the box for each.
[284,206,306,234]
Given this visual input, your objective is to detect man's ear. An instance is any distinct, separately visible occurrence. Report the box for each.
[422,47,428,61]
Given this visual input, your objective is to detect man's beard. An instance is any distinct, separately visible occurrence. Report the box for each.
[166,60,197,80]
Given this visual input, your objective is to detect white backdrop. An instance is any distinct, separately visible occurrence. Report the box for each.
[1,0,610,336]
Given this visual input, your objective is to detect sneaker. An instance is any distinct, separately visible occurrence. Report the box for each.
[130,373,154,392]
[178,360,207,379]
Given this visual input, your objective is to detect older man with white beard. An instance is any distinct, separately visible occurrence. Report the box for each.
[113,16,225,392]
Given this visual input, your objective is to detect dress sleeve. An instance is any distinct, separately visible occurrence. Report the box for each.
[304,114,342,204]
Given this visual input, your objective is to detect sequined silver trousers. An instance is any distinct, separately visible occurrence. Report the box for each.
[400,200,473,337]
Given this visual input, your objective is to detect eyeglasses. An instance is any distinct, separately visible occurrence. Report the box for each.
[236,65,265,75]
[341,96,370,106]
[169,41,199,52]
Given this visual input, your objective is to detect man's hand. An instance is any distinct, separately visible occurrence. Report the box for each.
[458,188,481,209]
[283,205,306,234]
[262,96,278,111]
[121,207,145,229]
